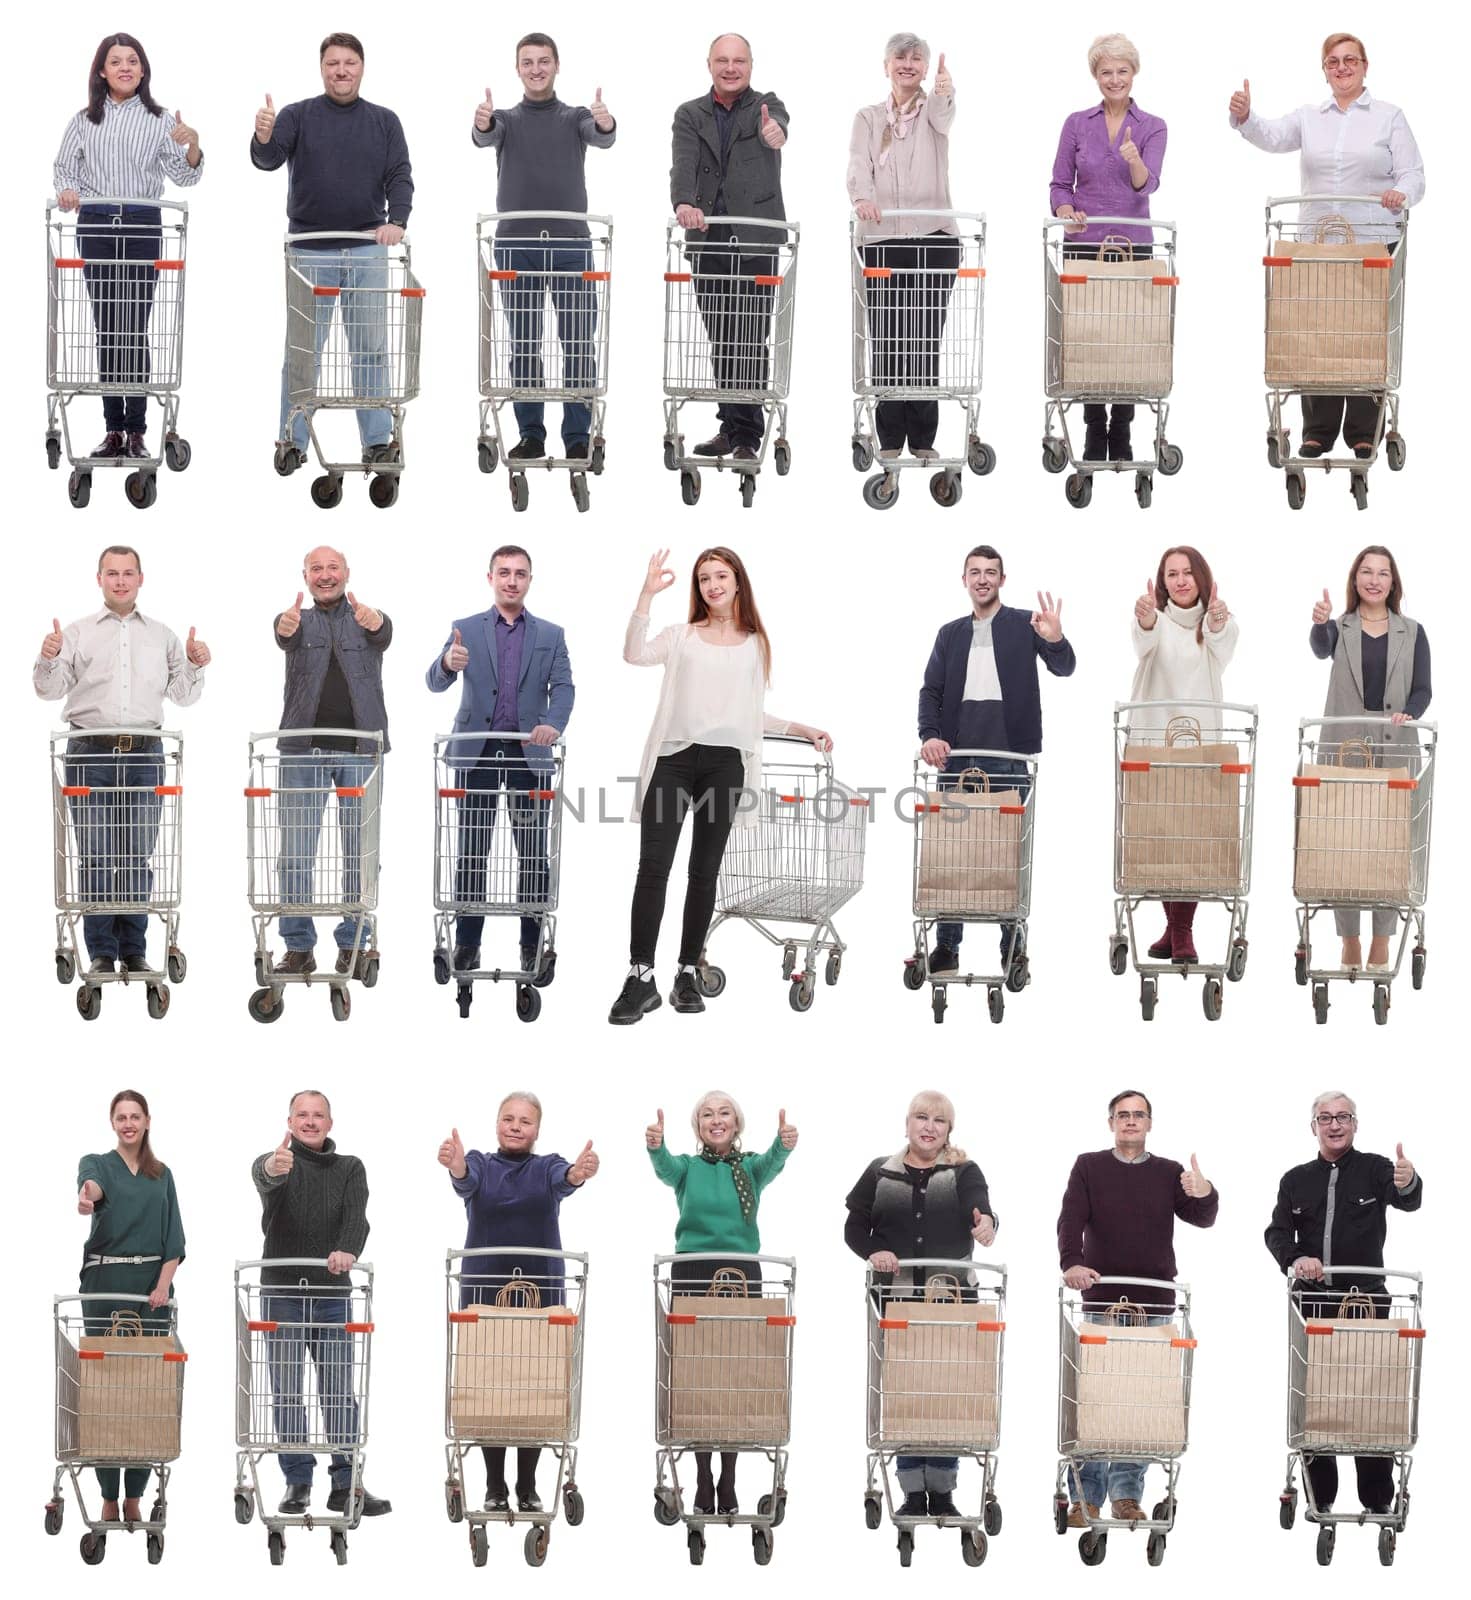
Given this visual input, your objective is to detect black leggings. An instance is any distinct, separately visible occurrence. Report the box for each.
[482,1445,541,1496]
[671,1256,752,1502]
[630,744,744,966]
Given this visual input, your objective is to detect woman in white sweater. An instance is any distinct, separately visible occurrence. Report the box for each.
[610,548,832,1025]
[1129,546,1237,963]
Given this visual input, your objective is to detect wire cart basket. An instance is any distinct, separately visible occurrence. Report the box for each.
[662,216,797,509]
[1292,717,1434,1026]
[444,1248,588,1568]
[1263,197,1407,511]
[52,727,186,1022]
[477,212,611,514]
[45,1295,187,1566]
[46,197,192,511]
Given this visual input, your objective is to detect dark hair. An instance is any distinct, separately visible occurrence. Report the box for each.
[689,547,771,681]
[97,544,143,574]
[515,32,559,63]
[963,544,1005,579]
[110,1089,164,1180]
[1345,545,1402,614]
[1154,546,1214,642]
[86,34,162,125]
[289,1089,333,1116]
[1108,1088,1153,1117]
[320,32,364,60]
[490,545,533,569]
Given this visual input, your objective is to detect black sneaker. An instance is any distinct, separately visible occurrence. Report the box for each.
[278,1484,311,1515]
[361,442,400,466]
[565,441,589,461]
[1107,424,1133,461]
[927,1490,959,1518]
[1298,440,1327,458]
[693,432,732,457]
[927,946,959,975]
[899,1490,929,1519]
[508,438,547,461]
[484,1487,510,1513]
[1082,421,1108,462]
[608,973,660,1025]
[670,970,706,1013]
[326,1484,392,1516]
[516,1489,544,1513]
[453,945,480,972]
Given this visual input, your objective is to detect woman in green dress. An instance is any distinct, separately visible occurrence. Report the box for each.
[645,1089,798,1515]
[76,1089,185,1524]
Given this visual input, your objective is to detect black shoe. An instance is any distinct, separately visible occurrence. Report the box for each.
[1107,424,1133,461]
[273,950,316,976]
[278,1484,311,1515]
[127,431,148,459]
[693,1486,715,1515]
[716,1490,739,1516]
[733,443,758,462]
[120,954,150,974]
[899,1490,929,1519]
[92,432,127,459]
[694,432,732,457]
[608,973,660,1025]
[326,1484,392,1516]
[1298,440,1327,458]
[565,441,589,461]
[927,945,959,975]
[927,1490,959,1518]
[508,438,547,461]
[670,970,706,1013]
[1352,442,1375,460]
[484,1488,510,1512]
[88,956,116,975]
[516,1489,543,1513]
[361,442,400,466]
[453,945,480,973]
[1082,422,1108,462]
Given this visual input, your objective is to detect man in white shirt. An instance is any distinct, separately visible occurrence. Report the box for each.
[34,545,210,973]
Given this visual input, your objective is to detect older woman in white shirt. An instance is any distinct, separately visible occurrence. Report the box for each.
[1129,546,1238,965]
[1227,32,1424,457]
[610,549,831,1026]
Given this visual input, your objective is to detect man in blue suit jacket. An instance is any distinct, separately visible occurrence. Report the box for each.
[426,545,574,976]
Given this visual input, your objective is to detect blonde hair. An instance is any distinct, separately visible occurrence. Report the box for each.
[1088,32,1140,75]
[907,1089,967,1164]
[1322,32,1368,66]
[691,1089,745,1147]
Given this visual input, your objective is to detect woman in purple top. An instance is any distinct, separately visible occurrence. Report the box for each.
[438,1091,599,1513]
[1050,33,1168,463]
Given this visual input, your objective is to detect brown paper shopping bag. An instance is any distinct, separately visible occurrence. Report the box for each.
[1070,1301,1188,1455]
[1120,717,1244,893]
[1060,237,1175,397]
[878,1275,1002,1448]
[73,1310,186,1461]
[1266,215,1391,387]
[1301,1290,1415,1450]
[669,1268,790,1443]
[916,769,1024,916]
[448,1279,575,1440]
[1293,739,1413,902]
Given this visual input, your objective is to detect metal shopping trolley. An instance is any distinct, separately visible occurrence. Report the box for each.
[244,730,383,1023]
[46,197,191,510]
[46,1295,187,1566]
[695,734,869,1014]
[444,1248,588,1568]
[1279,1267,1424,1567]
[1292,716,1435,1026]
[850,209,995,511]
[273,233,425,510]
[432,732,563,1022]
[662,216,797,508]
[863,1262,1006,1567]
[1109,703,1257,1022]
[654,1253,795,1566]
[52,728,186,1022]
[1043,218,1182,510]
[1054,1277,1196,1568]
[477,212,612,513]
[903,750,1037,1026]
[1264,198,1407,510]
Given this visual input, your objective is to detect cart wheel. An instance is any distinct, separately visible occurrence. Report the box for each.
[147,1533,164,1565]
[442,1483,464,1523]
[697,964,726,998]
[1227,941,1248,983]
[563,1487,585,1526]
[929,470,962,507]
[254,951,270,987]
[68,470,92,508]
[532,949,557,988]
[773,439,792,476]
[1372,983,1390,1025]
[1285,471,1306,510]
[330,985,351,1022]
[663,437,679,472]
[987,986,1005,1024]
[852,439,873,472]
[1042,438,1069,473]
[274,442,304,476]
[358,954,379,989]
[862,472,899,510]
[1294,949,1308,986]
[752,1527,773,1565]
[1065,472,1093,509]
[167,948,187,983]
[1267,433,1282,469]
[1201,977,1222,1021]
[509,473,530,513]
[1157,441,1184,476]
[234,1492,254,1526]
[1315,1525,1335,1566]
[331,1530,348,1566]
[1411,948,1425,990]
[470,1524,488,1567]
[268,1529,285,1565]
[687,1529,705,1565]
[983,1499,1002,1537]
[772,1491,787,1527]
[864,1493,883,1531]
[1278,1494,1296,1531]
[1139,976,1156,1021]
[146,984,171,1020]
[55,952,75,985]
[1109,938,1129,977]
[961,1529,987,1566]
[781,944,797,980]
[1378,1526,1396,1566]
[433,950,451,986]
[789,977,815,1013]
[1053,1499,1070,1536]
[931,986,947,1025]
[1146,1532,1166,1567]
[77,984,102,1021]
[124,471,158,510]
[1351,472,1369,511]
[571,473,591,514]
[967,438,997,476]
[310,474,343,509]
[477,439,498,474]
[368,473,399,509]
[824,952,842,986]
[1312,982,1329,1024]
[741,475,757,509]
[44,1502,63,1535]
[1078,1531,1107,1566]
[1385,433,1405,471]
[164,436,191,472]
[516,983,542,1023]
[897,1530,914,1567]
[680,469,701,506]
[1005,952,1030,993]
[80,1531,106,1565]
[1134,472,1153,509]
[46,433,61,469]
[456,984,473,1018]
[1151,1497,1173,1523]
[654,1492,681,1526]
[903,959,926,991]
[590,439,606,475]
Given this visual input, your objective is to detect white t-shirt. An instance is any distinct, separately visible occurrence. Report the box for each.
[659,631,759,756]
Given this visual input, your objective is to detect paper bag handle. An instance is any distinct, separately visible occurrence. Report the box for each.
[1333,738,1376,770]
[1335,1288,1377,1319]
[956,767,992,794]
[495,1273,542,1308]
[924,1273,962,1304]
[1102,1298,1147,1326]
[107,1309,145,1337]
[1312,212,1356,245]
[1164,716,1203,748]
[1097,233,1134,262]
[707,1267,749,1299]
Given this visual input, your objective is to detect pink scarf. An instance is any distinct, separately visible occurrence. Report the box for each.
[878,89,925,168]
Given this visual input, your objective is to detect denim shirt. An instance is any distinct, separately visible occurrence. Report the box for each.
[276,601,392,755]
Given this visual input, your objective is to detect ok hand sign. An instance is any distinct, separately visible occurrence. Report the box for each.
[640,549,676,603]
[778,1107,799,1150]
[1031,591,1064,643]
[1135,578,1158,631]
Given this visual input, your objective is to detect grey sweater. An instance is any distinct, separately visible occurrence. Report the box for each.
[472,96,614,238]
[252,1137,370,1287]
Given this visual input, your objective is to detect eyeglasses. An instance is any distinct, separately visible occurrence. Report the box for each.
[1323,55,1364,69]
[1314,1112,1357,1127]
[1111,1110,1151,1122]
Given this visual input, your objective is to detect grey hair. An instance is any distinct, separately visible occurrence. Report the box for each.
[884,32,931,64]
[1088,32,1140,75]
[691,1089,745,1145]
[1311,1089,1357,1118]
[708,32,752,57]
[498,1090,543,1120]
[289,1089,332,1116]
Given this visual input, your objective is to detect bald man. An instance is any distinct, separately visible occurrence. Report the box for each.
[273,547,392,976]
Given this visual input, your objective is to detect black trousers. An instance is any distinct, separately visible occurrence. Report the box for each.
[630,745,743,967]
[863,233,961,451]
[1298,1288,1396,1511]
[452,739,549,949]
[691,228,776,446]
[482,1446,542,1495]
[1301,237,1399,450]
[79,204,162,434]
[671,1257,752,1493]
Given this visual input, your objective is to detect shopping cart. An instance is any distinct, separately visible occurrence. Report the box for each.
[444,1248,587,1568]
[654,1253,795,1566]
[1054,1277,1196,1568]
[863,1261,1006,1567]
[244,729,384,1023]
[51,728,186,1022]
[1279,1266,1424,1567]
[273,233,425,510]
[431,732,563,1022]
[902,749,1037,1026]
[662,216,798,508]
[46,1295,186,1566]
[850,209,995,511]
[477,212,611,514]
[1042,218,1182,510]
[1109,703,1257,1022]
[1263,197,1407,511]
[46,197,191,511]
[233,1260,375,1567]
[694,734,868,1014]
[1292,716,1435,1026]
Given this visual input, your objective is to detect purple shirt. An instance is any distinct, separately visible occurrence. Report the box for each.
[491,610,526,734]
[1049,100,1167,246]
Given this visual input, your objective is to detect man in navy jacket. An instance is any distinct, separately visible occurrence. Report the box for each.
[427,546,573,977]
[917,544,1075,969]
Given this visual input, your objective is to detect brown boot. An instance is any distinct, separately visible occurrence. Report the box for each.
[1170,901,1198,964]
[1110,1497,1146,1522]
[1066,1502,1101,1528]
[1147,903,1174,960]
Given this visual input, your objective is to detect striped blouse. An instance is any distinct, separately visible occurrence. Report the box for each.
[53,94,203,200]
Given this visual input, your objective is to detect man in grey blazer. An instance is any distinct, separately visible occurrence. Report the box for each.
[426,545,574,976]
[670,33,790,459]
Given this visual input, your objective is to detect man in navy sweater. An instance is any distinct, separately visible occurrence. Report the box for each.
[251,33,414,466]
[917,544,1075,970]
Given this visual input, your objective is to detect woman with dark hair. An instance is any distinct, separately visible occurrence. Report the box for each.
[1129,546,1238,963]
[1310,545,1432,969]
[52,34,202,459]
[610,548,832,1025]
[75,1089,185,1525]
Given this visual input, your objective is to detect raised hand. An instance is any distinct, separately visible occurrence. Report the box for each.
[590,86,614,132]
[347,591,383,632]
[970,1207,995,1246]
[868,1250,900,1274]
[1119,123,1140,165]
[1135,578,1158,630]
[1229,78,1250,121]
[675,204,707,230]
[170,111,199,152]
[265,1128,294,1178]
[854,200,883,223]
[444,627,469,673]
[277,592,304,638]
[438,1127,467,1177]
[759,103,785,149]
[77,1179,102,1216]
[475,86,495,132]
[1393,1142,1415,1189]
[778,1107,799,1150]
[41,617,64,659]
[1180,1153,1213,1199]
[1063,1265,1101,1290]
[1206,582,1230,634]
[645,1109,665,1150]
[185,625,210,667]
[255,92,276,144]
[1031,591,1064,642]
[933,52,953,97]
[640,549,677,603]
[1312,586,1333,626]
[569,1139,600,1184]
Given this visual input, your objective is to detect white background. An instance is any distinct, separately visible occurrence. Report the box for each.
[4,0,1464,1593]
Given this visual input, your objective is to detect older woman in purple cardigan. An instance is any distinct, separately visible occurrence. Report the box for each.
[1049,33,1167,464]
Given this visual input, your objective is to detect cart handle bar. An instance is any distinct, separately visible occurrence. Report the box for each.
[1078,1333,1195,1347]
[1121,761,1251,774]
[919,802,1025,815]
[1059,272,1177,285]
[879,1318,1005,1332]
[248,1320,374,1333]
[1305,1325,1424,1338]
[313,284,425,297]
[1266,194,1407,208]
[864,265,985,279]
[1263,255,1390,268]
[244,786,364,798]
[441,787,556,800]
[79,1349,187,1361]
[62,784,182,796]
[490,268,609,281]
[667,1313,795,1326]
[664,271,783,285]
[55,257,182,270]
[1287,1265,1423,1285]
[1294,776,1416,790]
[449,1310,577,1325]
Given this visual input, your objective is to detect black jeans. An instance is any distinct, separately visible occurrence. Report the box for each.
[691,227,775,447]
[863,232,961,451]
[79,204,162,434]
[1061,241,1144,437]
[452,739,550,950]
[1297,1287,1396,1511]
[630,744,744,966]
[671,1256,752,1497]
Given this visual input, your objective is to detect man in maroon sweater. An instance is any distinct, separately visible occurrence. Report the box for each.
[1057,1089,1218,1527]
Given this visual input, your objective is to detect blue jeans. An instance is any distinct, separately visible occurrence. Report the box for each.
[453,741,551,949]
[263,1293,360,1488]
[935,755,1031,956]
[79,204,162,434]
[1071,1312,1171,1508]
[897,1456,959,1493]
[65,740,164,961]
[277,751,377,952]
[494,243,596,446]
[279,244,391,450]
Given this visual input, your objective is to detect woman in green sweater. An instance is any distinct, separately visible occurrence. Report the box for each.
[646,1089,798,1515]
[76,1089,185,1524]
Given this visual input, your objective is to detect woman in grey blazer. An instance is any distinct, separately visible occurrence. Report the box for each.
[1310,544,1431,969]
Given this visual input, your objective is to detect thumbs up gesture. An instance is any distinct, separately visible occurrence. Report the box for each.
[444,627,469,673]
[590,86,614,132]
[438,1126,467,1178]
[1135,577,1158,630]
[933,52,953,97]
[256,92,276,144]
[569,1139,600,1185]
[777,1107,799,1150]
[185,625,210,667]
[265,1129,295,1178]
[347,591,383,633]
[1180,1153,1212,1199]
[475,86,495,132]
[1229,78,1251,121]
[1206,582,1230,634]
[1393,1142,1415,1190]
[170,111,200,156]
[645,1109,665,1150]
[41,617,64,659]
[77,1179,102,1216]
[1312,586,1334,626]
[759,103,785,149]
[277,592,304,639]
[1119,123,1140,165]
[970,1207,995,1246]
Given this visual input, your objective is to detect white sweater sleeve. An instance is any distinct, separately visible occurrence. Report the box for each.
[624,612,677,666]
[1204,615,1239,670]
[1131,617,1161,662]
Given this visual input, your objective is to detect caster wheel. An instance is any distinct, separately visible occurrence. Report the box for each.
[516,983,542,1022]
[1152,1498,1173,1523]
[851,439,873,472]
[531,949,557,988]
[897,1530,914,1567]
[1295,949,1308,986]
[1227,941,1248,982]
[1053,1499,1070,1536]
[983,1499,1002,1536]
[929,469,962,507]
[477,439,499,474]
[330,1530,348,1566]
[864,1493,882,1530]
[167,948,187,983]
[470,1524,488,1567]
[1316,1525,1335,1566]
[1109,939,1128,976]
[697,964,726,998]
[752,1527,773,1565]
[147,1533,164,1565]
[124,470,158,509]
[1267,431,1285,469]
[771,1491,787,1527]
[1005,952,1030,992]
[46,433,61,470]
[961,1529,987,1566]
[931,987,947,1025]
[773,439,791,475]
[273,443,304,476]
[1278,1494,1296,1531]
[1042,439,1069,473]
[1140,976,1156,1021]
[235,1493,254,1525]
[433,951,451,985]
[248,986,285,1023]
[687,1529,705,1566]
[1079,1530,1107,1566]
[1372,983,1390,1025]
[824,952,842,986]
[1157,441,1183,475]
[788,977,814,1013]
[967,438,997,476]
[68,470,92,508]
[1286,471,1306,510]
[1378,1526,1396,1566]
[1351,473,1369,511]
[1146,1532,1166,1567]
[662,438,679,472]
[310,474,343,509]
[77,985,102,1022]
[781,945,797,980]
[44,1502,64,1535]
[563,1487,585,1526]
[680,469,701,506]
[654,1492,680,1526]
[80,1531,106,1565]
[590,439,606,474]
[358,954,379,989]
[1064,472,1093,508]
[368,473,399,509]
[902,959,926,991]
[445,1485,464,1523]
[55,952,75,985]
[1134,471,1153,508]
[164,436,191,472]
[1313,982,1329,1024]
[571,473,591,513]
[330,985,351,1022]
[268,1530,285,1565]
[510,473,530,512]
[740,474,756,508]
[862,472,899,509]
[1385,433,1405,471]
[146,984,171,1020]
[1411,948,1425,989]
[1201,977,1222,1021]
[987,986,1004,1024]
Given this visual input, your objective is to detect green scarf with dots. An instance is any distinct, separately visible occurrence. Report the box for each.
[699,1142,754,1221]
